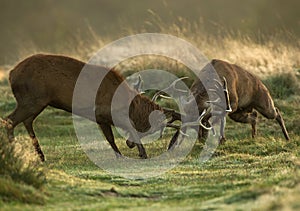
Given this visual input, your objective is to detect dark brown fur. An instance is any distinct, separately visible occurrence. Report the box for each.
[191,59,290,142]
[5,54,170,161]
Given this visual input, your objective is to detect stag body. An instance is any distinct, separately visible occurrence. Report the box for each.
[191,59,290,141]
[5,54,172,161]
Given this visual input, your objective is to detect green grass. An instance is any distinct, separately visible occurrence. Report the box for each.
[0,72,299,210]
[264,73,300,100]
[0,119,46,205]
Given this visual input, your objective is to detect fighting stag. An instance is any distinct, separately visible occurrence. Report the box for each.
[126,75,189,149]
[4,54,182,161]
[167,75,232,149]
[187,59,290,143]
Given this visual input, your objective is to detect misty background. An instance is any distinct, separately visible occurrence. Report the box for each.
[1,0,299,65]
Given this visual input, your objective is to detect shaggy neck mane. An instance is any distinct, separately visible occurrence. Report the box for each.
[129,95,161,132]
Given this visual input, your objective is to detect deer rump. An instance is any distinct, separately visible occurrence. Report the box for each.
[5,54,178,161]
[190,59,290,142]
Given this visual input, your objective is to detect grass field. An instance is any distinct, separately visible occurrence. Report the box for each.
[0,17,300,209]
[0,62,300,210]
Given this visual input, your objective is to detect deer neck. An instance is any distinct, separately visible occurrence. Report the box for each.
[129,95,161,132]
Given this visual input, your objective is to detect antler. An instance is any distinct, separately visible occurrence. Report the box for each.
[166,108,213,150]
[165,123,189,137]
[152,77,189,101]
[222,77,232,112]
[132,74,144,94]
[207,77,232,112]
[165,107,212,138]
[181,108,212,130]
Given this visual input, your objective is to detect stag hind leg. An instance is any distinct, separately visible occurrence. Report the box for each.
[23,116,45,161]
[255,103,290,140]
[5,104,44,140]
[5,106,31,141]
[256,105,290,140]
[229,109,258,138]
[5,104,46,161]
[275,108,290,140]
[274,108,290,140]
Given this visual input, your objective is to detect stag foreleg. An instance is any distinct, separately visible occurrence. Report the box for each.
[167,126,188,150]
[99,124,122,158]
[219,116,226,144]
[167,130,180,150]
[197,117,211,142]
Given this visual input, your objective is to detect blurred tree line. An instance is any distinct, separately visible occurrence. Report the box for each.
[0,0,299,65]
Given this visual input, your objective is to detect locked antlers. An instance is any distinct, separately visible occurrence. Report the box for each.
[152,77,189,101]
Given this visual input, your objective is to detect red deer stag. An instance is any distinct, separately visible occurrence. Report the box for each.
[185,59,290,143]
[4,54,182,161]
[167,74,232,149]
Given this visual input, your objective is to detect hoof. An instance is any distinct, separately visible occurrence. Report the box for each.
[139,154,148,159]
[38,152,45,162]
[126,140,136,149]
[115,152,123,159]
[219,137,226,145]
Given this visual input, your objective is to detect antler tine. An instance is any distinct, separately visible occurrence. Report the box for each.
[206,94,226,110]
[165,123,189,137]
[209,89,225,102]
[212,77,229,92]
[152,77,188,102]
[170,77,189,93]
[151,90,163,101]
[213,78,223,89]
[206,97,221,104]
[207,77,230,110]
[206,98,226,111]
[208,88,223,97]
[198,109,213,130]
[211,77,228,94]
[222,76,232,112]
[132,74,144,94]
[181,108,212,130]
[209,88,226,100]
[222,77,228,89]
[133,74,142,89]
[158,94,172,100]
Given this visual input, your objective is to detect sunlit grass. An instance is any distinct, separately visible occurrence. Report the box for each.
[0,124,46,204]
[1,13,298,80]
[0,14,299,210]
[0,92,299,209]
